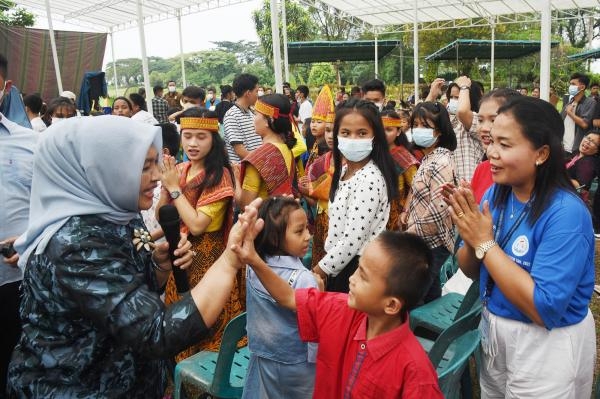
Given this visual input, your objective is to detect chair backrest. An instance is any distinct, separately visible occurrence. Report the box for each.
[427,306,481,368]
[439,254,459,287]
[453,279,481,321]
[210,312,248,393]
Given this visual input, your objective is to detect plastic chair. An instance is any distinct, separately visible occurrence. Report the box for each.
[174,313,250,399]
[410,280,481,338]
[417,306,482,399]
[439,253,459,287]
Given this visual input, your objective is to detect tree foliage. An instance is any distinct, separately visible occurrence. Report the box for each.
[0,1,35,26]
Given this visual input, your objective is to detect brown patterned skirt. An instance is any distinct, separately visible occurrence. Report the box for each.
[164,230,246,361]
[311,211,329,270]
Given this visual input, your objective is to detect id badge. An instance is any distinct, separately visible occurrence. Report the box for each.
[480,306,491,355]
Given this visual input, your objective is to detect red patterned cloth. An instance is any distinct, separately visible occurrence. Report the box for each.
[241,143,295,196]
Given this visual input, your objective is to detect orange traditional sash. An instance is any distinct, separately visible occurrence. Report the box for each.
[306,151,333,201]
[390,145,419,175]
[241,143,294,196]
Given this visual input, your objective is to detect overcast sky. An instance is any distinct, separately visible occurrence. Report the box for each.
[31,0,262,68]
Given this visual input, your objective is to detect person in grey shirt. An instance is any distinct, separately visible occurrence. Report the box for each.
[0,52,37,395]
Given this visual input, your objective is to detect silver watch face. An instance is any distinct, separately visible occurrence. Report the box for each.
[170,190,181,199]
[475,247,485,260]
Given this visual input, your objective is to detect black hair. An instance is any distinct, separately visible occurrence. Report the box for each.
[168,80,176,85]
[153,85,163,95]
[591,82,599,88]
[493,96,575,224]
[376,231,433,311]
[445,82,459,101]
[48,97,77,118]
[296,85,309,98]
[330,98,399,202]
[254,196,303,259]
[233,73,259,97]
[179,107,235,192]
[350,86,361,96]
[182,86,206,102]
[129,93,147,110]
[23,94,43,114]
[571,72,590,89]
[380,109,409,148]
[469,81,484,112]
[362,79,386,96]
[283,82,291,88]
[138,87,145,96]
[220,84,233,99]
[157,123,180,157]
[410,101,457,151]
[258,93,297,149]
[112,96,133,111]
[479,88,520,108]
[166,106,179,116]
[0,53,7,79]
[383,100,396,110]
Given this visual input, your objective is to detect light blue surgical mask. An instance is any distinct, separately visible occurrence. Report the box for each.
[568,84,581,97]
[337,136,373,162]
[412,127,437,148]
[447,99,459,115]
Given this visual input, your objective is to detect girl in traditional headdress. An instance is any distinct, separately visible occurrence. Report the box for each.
[157,107,244,358]
[304,110,336,268]
[381,109,420,230]
[306,85,335,169]
[239,94,297,208]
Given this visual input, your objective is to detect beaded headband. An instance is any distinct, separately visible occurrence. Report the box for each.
[255,100,289,119]
[381,117,403,128]
[179,117,219,132]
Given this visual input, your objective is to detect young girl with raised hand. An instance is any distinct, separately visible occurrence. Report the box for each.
[381,109,419,230]
[405,101,457,303]
[243,197,318,399]
[239,94,297,208]
[157,107,244,358]
[313,99,398,292]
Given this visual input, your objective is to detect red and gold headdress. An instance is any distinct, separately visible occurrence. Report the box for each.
[312,85,335,122]
[255,100,289,119]
[180,117,219,133]
[381,116,402,128]
[325,111,335,124]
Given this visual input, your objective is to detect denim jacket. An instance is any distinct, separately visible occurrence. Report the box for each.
[246,255,318,364]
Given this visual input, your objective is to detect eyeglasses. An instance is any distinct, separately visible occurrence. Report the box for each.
[583,136,599,147]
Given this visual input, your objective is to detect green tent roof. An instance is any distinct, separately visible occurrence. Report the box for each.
[425,39,559,61]
[287,40,402,64]
[567,48,600,61]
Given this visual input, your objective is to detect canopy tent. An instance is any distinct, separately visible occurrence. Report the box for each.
[287,40,401,63]
[425,39,560,61]
[16,0,600,104]
[311,0,600,100]
[568,47,600,61]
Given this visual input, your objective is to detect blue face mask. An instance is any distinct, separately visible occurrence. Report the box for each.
[337,136,373,162]
[568,84,581,97]
[412,127,437,148]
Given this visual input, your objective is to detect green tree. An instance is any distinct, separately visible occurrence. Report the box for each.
[556,9,600,48]
[0,1,35,26]
[308,63,336,86]
[252,0,317,66]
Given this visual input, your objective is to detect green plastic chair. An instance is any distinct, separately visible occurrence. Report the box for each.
[439,252,459,287]
[174,312,250,399]
[417,306,482,399]
[410,280,481,338]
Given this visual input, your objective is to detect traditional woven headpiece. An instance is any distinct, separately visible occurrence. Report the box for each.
[325,111,335,124]
[255,100,289,119]
[312,85,335,122]
[179,117,219,132]
[381,116,402,128]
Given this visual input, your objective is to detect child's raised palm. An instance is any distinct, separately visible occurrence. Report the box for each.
[229,199,265,266]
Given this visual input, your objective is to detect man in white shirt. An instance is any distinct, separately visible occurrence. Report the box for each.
[561,72,597,159]
[295,85,312,132]
[129,93,159,125]
[23,94,46,132]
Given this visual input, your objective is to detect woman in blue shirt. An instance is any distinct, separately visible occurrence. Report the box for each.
[446,96,595,398]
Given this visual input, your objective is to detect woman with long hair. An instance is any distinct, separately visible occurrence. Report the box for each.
[157,107,243,357]
[447,96,595,398]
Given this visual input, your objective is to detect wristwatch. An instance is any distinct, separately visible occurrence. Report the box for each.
[459,85,470,91]
[169,190,181,200]
[475,240,497,260]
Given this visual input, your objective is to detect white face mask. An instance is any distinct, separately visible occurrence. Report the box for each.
[337,137,373,162]
[51,117,66,125]
[168,86,176,93]
[412,127,437,148]
[258,90,265,97]
[447,99,459,115]
[568,84,581,97]
[374,102,384,111]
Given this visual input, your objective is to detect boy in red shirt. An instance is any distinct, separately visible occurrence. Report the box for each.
[232,203,443,398]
